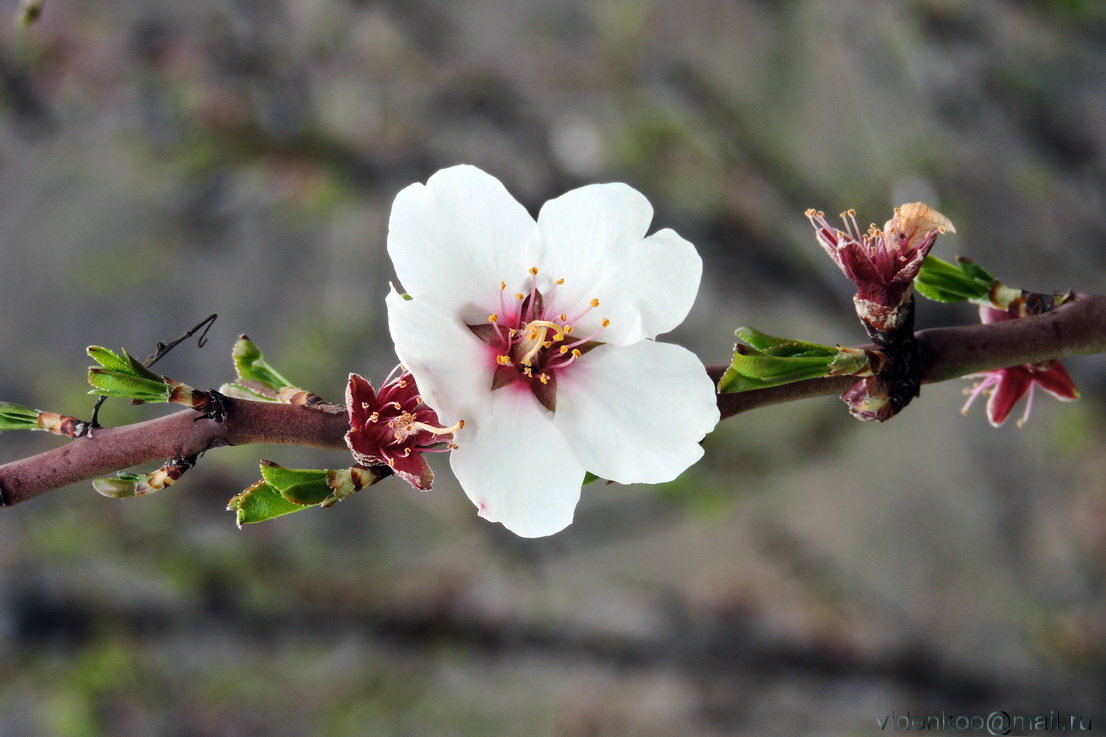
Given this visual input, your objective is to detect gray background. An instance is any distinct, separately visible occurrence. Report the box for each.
[1,0,1105,734]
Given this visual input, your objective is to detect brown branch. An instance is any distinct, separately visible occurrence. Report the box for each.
[713,293,1106,419]
[0,400,348,507]
[2,294,1106,508]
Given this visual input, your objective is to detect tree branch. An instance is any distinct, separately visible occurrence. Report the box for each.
[2,294,1105,508]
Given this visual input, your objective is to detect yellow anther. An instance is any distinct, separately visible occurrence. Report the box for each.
[556,278,565,285]
[558,313,568,321]
[563,325,574,335]
[590,298,600,307]
[488,313,499,323]
[369,412,380,422]
[529,266,539,275]
[543,341,553,349]
[496,355,513,365]
[515,293,524,300]
[527,330,538,341]
[538,373,550,384]
[509,328,519,337]
[571,348,582,358]
[360,402,370,410]
[398,380,408,388]
[804,208,816,218]
[499,281,507,290]
[523,367,533,377]
[601,318,610,328]
[559,345,568,354]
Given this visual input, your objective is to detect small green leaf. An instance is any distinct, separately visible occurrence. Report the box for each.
[258,460,327,491]
[232,336,294,392]
[718,328,870,393]
[583,472,600,485]
[0,401,42,431]
[957,258,994,284]
[914,255,992,303]
[228,480,307,526]
[86,346,131,373]
[87,368,171,402]
[218,381,280,402]
[93,477,139,499]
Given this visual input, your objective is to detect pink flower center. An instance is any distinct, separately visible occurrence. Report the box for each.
[468,267,610,411]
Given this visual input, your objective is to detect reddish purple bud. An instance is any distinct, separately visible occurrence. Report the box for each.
[962,307,1080,427]
[344,370,462,490]
[807,203,955,332]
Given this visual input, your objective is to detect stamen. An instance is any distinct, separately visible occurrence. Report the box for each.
[601,318,610,328]
[409,418,464,436]
[529,266,539,275]
[590,298,600,307]
[382,363,405,385]
[496,355,513,365]
[556,278,564,285]
[538,373,550,384]
[515,293,524,300]
[488,314,498,322]
[564,325,574,335]
[369,411,380,422]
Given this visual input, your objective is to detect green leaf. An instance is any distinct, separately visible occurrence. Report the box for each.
[86,346,131,373]
[258,460,327,491]
[914,255,992,303]
[87,368,171,402]
[218,381,280,402]
[232,336,295,392]
[227,480,307,526]
[957,258,994,284]
[0,401,42,431]
[717,328,870,394]
[583,472,600,485]
[258,460,332,505]
[92,477,139,499]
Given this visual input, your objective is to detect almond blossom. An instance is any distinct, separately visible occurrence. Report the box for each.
[384,165,719,537]
[344,370,460,490]
[807,203,955,332]
[961,306,1080,427]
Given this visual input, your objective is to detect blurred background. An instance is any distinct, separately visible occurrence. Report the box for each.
[1,0,1106,734]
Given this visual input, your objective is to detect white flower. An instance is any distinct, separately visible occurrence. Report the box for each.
[385,165,719,537]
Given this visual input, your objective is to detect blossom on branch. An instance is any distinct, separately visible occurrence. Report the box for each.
[385,165,719,537]
[807,203,955,333]
[961,307,1079,427]
[344,370,460,490]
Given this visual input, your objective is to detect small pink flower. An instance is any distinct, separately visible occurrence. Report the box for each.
[344,369,461,490]
[807,203,955,331]
[961,307,1080,427]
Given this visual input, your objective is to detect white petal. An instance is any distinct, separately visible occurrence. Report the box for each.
[386,287,493,427]
[600,228,702,341]
[537,183,654,292]
[450,388,585,538]
[388,165,540,321]
[554,341,719,484]
[536,184,701,345]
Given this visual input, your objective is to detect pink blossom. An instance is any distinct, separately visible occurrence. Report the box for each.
[961,307,1080,427]
[807,203,955,331]
[344,370,460,490]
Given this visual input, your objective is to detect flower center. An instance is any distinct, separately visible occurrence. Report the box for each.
[467,268,610,412]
